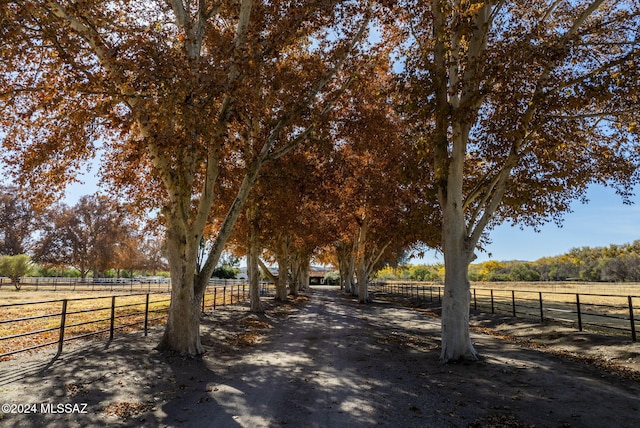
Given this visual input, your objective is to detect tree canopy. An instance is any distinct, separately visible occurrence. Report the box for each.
[1,0,382,354]
[397,0,640,361]
[2,0,640,361]
[0,185,36,256]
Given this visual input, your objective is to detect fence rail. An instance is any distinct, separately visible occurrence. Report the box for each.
[371,281,639,342]
[0,276,253,293]
[0,282,274,360]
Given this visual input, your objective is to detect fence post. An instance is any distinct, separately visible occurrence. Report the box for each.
[512,290,516,317]
[438,287,441,303]
[56,299,68,356]
[629,296,636,342]
[144,294,150,337]
[539,292,544,322]
[223,286,227,306]
[109,296,116,341]
[576,294,583,332]
[473,289,477,310]
[202,290,206,313]
[213,288,217,310]
[490,290,495,314]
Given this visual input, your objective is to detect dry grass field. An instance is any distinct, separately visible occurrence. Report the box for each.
[471,281,640,296]
[375,281,640,339]
[471,282,640,326]
[0,285,249,360]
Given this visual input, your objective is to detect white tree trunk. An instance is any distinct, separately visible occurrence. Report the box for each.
[158,236,204,354]
[289,254,302,296]
[337,247,355,294]
[247,207,263,313]
[158,284,203,355]
[440,205,478,363]
[259,257,286,302]
[297,255,310,291]
[274,252,289,301]
[356,271,369,303]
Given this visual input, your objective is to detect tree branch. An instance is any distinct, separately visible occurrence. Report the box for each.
[257,258,277,283]
[552,109,638,120]
[467,0,610,236]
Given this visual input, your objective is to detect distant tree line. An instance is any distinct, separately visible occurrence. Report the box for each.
[0,185,168,279]
[375,241,640,283]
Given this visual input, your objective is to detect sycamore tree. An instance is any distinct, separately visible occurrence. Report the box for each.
[0,185,36,256]
[327,59,439,303]
[1,0,377,355]
[34,195,131,278]
[257,141,339,298]
[398,0,640,361]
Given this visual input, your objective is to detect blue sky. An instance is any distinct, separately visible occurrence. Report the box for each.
[3,161,638,264]
[417,184,640,264]
[67,172,639,264]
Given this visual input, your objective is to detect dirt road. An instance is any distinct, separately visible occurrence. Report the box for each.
[1,286,639,427]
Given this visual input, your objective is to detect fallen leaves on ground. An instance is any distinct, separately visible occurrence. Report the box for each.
[240,317,272,329]
[103,401,155,420]
[66,382,84,396]
[227,332,264,347]
[377,330,439,352]
[289,295,309,305]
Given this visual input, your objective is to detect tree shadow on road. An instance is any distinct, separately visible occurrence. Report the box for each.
[2,287,640,427]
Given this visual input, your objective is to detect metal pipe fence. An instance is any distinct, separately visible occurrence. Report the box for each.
[0,281,274,360]
[371,281,639,342]
[0,276,255,293]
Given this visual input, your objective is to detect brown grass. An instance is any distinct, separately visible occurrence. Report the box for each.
[470,284,637,317]
[378,281,640,338]
[471,281,640,297]
[0,286,253,360]
[0,293,171,359]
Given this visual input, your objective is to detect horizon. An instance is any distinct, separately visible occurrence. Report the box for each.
[414,184,640,265]
[3,163,639,266]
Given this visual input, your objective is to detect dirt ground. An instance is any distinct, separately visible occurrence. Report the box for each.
[0,286,639,428]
